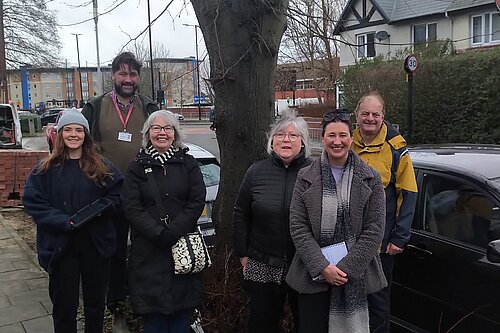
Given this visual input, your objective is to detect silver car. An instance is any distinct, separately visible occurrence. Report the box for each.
[186,143,219,247]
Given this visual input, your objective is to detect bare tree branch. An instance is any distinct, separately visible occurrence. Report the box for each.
[3,0,62,68]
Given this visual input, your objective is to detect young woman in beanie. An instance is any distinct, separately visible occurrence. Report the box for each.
[23,109,124,333]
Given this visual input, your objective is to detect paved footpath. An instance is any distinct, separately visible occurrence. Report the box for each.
[0,211,84,333]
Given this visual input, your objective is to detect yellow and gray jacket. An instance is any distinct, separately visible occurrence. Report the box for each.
[352,121,418,250]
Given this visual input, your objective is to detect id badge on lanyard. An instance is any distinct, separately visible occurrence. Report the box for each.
[112,91,134,142]
[118,131,132,142]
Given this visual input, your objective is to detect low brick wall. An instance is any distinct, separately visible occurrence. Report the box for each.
[0,149,48,207]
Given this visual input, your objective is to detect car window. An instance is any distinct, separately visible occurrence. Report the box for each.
[423,173,500,248]
[0,106,14,122]
[198,162,220,187]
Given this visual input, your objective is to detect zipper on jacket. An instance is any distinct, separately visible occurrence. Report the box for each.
[280,168,288,262]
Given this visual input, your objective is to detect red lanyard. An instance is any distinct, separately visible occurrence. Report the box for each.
[112,90,134,131]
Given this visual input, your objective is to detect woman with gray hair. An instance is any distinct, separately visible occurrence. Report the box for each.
[121,110,206,332]
[233,110,312,333]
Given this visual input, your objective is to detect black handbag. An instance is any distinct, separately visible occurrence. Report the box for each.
[144,166,211,274]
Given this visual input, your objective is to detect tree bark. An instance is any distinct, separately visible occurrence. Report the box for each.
[191,0,288,251]
[190,1,288,330]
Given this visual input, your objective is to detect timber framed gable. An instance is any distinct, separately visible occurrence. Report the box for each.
[334,0,389,34]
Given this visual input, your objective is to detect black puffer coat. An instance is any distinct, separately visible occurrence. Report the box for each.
[233,150,311,267]
[121,148,206,315]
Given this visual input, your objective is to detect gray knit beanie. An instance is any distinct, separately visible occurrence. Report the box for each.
[57,108,90,133]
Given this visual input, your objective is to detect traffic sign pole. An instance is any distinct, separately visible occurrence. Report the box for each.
[404,54,418,144]
[407,73,413,144]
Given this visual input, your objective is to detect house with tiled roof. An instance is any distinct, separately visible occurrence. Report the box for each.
[333,0,500,67]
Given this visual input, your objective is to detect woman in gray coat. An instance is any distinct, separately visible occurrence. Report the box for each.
[286,110,387,333]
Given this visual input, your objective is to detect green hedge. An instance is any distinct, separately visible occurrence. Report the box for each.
[339,48,500,144]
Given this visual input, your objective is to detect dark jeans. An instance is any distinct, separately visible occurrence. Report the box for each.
[247,281,299,333]
[49,231,108,333]
[142,308,193,333]
[367,253,395,333]
[107,210,129,311]
[297,290,330,333]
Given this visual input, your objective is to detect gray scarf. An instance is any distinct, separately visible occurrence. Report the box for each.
[320,150,369,333]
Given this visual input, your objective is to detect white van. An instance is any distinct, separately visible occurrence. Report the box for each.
[0,104,22,148]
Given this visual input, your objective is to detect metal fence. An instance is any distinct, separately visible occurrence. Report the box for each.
[309,128,323,150]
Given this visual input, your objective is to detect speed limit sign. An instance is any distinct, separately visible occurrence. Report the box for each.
[404,54,418,73]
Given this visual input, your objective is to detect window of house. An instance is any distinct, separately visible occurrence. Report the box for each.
[472,13,500,45]
[83,92,89,99]
[356,32,375,59]
[423,173,498,248]
[413,23,437,46]
[302,79,314,89]
[82,82,88,89]
[81,72,88,80]
[46,83,51,89]
[56,93,62,98]
[46,93,51,98]
[56,83,61,88]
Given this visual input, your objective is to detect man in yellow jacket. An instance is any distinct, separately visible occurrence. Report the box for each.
[352,92,418,333]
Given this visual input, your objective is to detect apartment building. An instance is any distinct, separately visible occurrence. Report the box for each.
[7,66,112,110]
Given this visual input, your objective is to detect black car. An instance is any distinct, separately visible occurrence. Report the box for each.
[392,145,500,332]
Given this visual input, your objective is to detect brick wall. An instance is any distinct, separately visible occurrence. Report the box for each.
[0,149,48,207]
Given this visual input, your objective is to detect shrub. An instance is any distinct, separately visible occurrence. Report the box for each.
[339,47,500,144]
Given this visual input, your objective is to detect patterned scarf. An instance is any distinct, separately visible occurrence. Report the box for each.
[144,145,178,165]
[320,150,369,333]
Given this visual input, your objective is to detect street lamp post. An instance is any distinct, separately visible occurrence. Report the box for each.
[93,0,103,95]
[147,0,155,102]
[71,33,84,108]
[184,23,202,120]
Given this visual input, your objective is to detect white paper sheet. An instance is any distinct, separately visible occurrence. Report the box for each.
[321,241,348,265]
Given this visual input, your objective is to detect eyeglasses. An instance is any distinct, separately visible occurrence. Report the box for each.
[358,111,383,119]
[150,125,174,133]
[323,110,351,123]
[273,132,301,141]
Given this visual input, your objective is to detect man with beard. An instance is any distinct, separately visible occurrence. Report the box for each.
[82,52,158,329]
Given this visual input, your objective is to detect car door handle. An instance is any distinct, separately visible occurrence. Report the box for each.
[406,244,433,259]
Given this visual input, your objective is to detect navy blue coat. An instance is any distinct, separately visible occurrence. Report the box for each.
[23,158,123,273]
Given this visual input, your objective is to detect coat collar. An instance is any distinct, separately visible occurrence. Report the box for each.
[135,148,186,166]
[270,148,307,169]
[300,151,374,185]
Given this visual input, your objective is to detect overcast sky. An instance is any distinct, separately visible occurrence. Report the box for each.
[47,0,206,68]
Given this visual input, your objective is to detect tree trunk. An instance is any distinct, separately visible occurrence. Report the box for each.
[191,0,288,330]
[192,0,288,251]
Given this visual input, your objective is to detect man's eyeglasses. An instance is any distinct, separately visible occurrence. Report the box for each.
[150,125,174,133]
[273,132,301,142]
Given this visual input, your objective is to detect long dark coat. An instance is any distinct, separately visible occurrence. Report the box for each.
[121,149,206,315]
